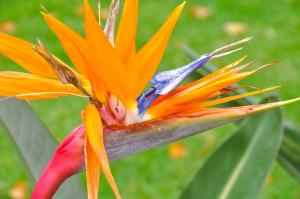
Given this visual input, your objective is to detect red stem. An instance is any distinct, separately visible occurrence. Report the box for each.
[31,126,85,199]
[31,159,70,199]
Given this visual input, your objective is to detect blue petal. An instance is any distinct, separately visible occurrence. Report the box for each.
[137,54,212,115]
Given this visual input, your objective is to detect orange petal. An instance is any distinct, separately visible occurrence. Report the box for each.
[115,0,138,64]
[177,86,280,114]
[148,60,275,118]
[170,59,263,99]
[84,137,101,199]
[82,103,121,199]
[84,0,128,105]
[148,72,252,118]
[42,12,90,78]
[152,56,248,105]
[0,71,82,99]
[0,33,56,78]
[128,2,185,103]
[196,86,280,108]
[181,98,300,118]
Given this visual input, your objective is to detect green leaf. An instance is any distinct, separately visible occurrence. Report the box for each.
[277,122,300,181]
[0,99,87,199]
[179,98,283,199]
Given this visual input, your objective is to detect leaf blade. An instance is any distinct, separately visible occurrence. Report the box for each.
[180,98,283,199]
[0,98,86,199]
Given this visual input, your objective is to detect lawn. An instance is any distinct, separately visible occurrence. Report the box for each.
[0,0,300,198]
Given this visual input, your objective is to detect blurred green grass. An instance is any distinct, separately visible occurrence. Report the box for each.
[0,0,300,198]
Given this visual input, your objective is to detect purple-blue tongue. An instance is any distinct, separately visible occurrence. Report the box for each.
[137,54,212,115]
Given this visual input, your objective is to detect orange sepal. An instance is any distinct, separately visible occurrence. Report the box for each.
[84,0,128,105]
[43,12,89,78]
[152,57,248,106]
[0,71,82,100]
[148,72,252,118]
[115,0,138,64]
[172,86,280,115]
[82,103,121,199]
[127,2,186,104]
[84,136,101,199]
[0,33,56,78]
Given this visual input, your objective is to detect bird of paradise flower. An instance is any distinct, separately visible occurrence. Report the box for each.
[0,0,299,198]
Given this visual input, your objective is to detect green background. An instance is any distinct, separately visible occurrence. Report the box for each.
[0,0,299,198]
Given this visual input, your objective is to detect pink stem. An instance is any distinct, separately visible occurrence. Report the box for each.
[31,160,69,198]
[31,126,85,199]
